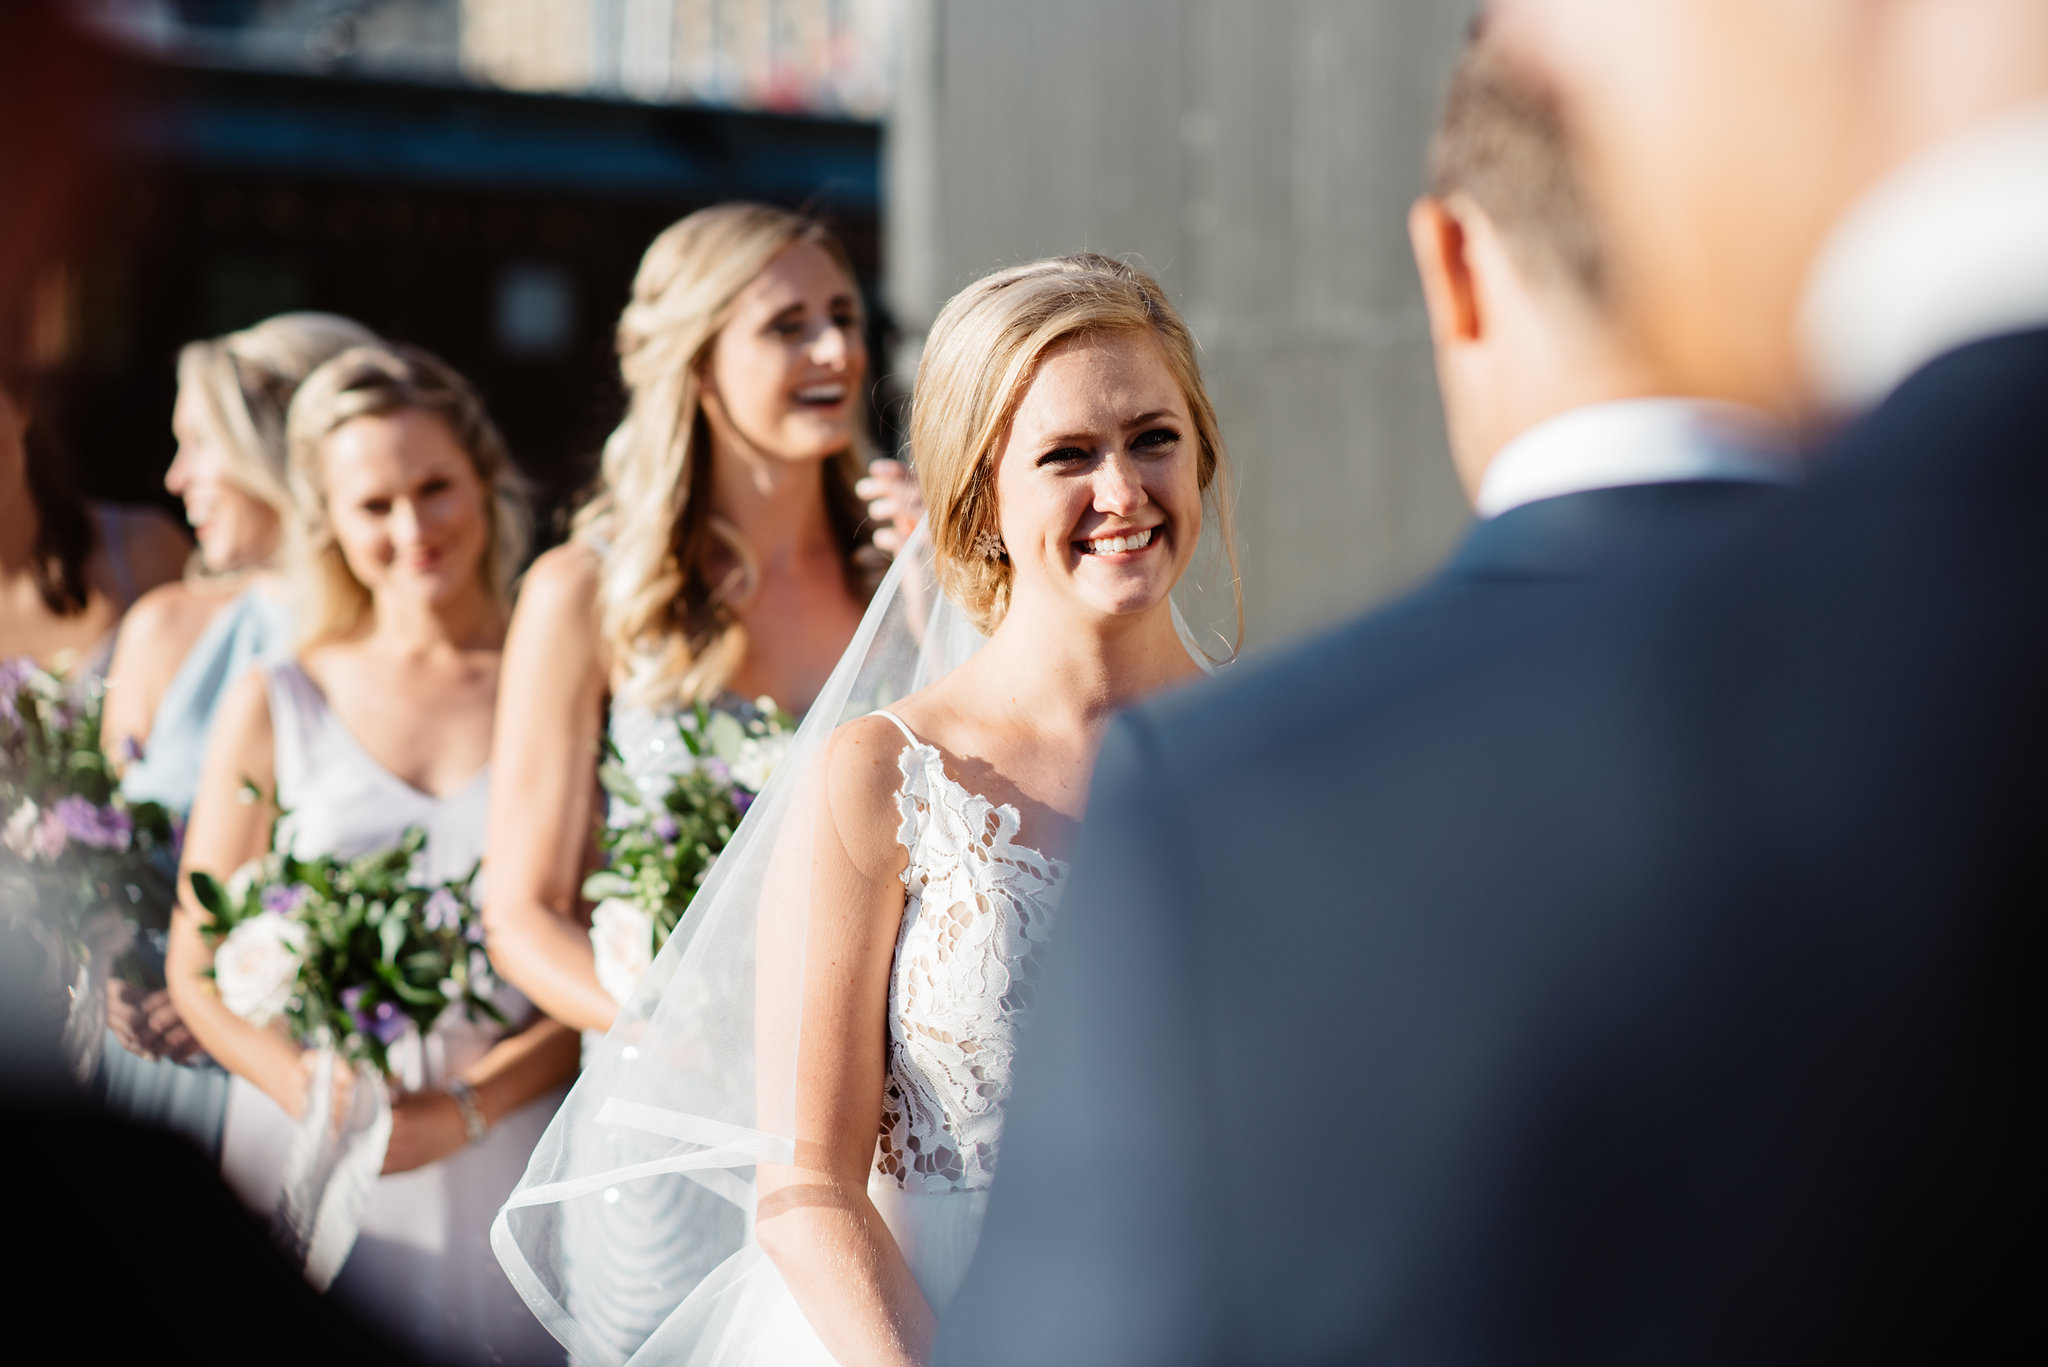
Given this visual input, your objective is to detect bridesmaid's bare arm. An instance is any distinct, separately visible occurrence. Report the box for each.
[479,543,620,1034]
[164,670,308,1113]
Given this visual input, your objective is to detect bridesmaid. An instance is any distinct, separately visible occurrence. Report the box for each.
[97,313,376,1147]
[167,343,576,1365]
[0,368,188,676]
[483,203,916,1036]
[105,313,378,808]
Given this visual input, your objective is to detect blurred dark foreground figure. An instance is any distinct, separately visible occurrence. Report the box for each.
[1,11,415,1360]
[938,1,2046,1363]
[2,923,421,1365]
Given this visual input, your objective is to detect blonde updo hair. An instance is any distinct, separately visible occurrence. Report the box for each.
[574,202,882,709]
[911,253,1240,640]
[175,311,380,558]
[284,342,532,646]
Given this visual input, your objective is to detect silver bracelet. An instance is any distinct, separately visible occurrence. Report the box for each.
[444,1077,489,1145]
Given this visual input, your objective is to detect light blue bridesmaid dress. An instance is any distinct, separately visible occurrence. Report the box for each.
[96,585,293,1155]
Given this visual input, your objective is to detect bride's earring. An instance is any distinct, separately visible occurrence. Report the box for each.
[974,530,1008,563]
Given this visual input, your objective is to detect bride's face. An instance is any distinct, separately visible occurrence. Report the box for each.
[991,330,1202,627]
[320,408,493,610]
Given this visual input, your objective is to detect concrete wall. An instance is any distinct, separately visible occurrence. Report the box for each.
[886,0,1481,650]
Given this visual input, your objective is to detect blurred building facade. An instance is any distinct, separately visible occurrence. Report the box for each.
[55,2,886,532]
[74,0,1478,642]
[85,1,897,114]
[462,0,898,114]
[888,0,1480,648]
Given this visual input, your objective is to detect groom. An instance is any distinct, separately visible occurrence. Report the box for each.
[937,2,2047,1363]
[1403,29,1793,592]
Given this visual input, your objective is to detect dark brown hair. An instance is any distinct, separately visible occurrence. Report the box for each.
[1428,24,1605,303]
[3,372,95,616]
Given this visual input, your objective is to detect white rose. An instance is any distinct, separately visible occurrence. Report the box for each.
[589,898,654,1007]
[730,732,793,794]
[3,800,41,859]
[214,912,307,1026]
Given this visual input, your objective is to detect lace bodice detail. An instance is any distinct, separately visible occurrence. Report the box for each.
[872,715,1065,1194]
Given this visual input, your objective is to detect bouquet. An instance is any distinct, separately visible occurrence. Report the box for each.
[1,658,181,973]
[584,699,795,1003]
[190,816,502,1079]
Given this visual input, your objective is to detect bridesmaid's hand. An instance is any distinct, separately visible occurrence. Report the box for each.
[106,982,202,1064]
[382,1090,469,1175]
[857,459,923,555]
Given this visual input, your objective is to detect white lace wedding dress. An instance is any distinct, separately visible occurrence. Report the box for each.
[630,709,1064,1364]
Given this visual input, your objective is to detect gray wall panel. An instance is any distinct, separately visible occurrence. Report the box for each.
[889,0,1479,649]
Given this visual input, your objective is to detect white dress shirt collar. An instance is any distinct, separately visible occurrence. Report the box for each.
[1802,102,2048,416]
[1475,398,1797,521]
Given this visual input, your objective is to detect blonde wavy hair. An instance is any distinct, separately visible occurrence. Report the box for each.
[574,203,881,709]
[284,343,532,647]
[911,253,1240,642]
[175,311,379,563]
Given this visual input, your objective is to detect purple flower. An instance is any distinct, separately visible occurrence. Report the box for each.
[118,736,144,765]
[464,920,488,944]
[421,887,463,933]
[732,790,756,817]
[55,796,133,851]
[650,813,680,843]
[701,758,732,786]
[0,657,32,724]
[341,984,412,1045]
[261,882,311,915]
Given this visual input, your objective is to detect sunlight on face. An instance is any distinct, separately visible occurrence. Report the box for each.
[166,386,284,573]
[703,240,868,465]
[320,408,492,610]
[1489,0,1870,414]
[992,331,1202,627]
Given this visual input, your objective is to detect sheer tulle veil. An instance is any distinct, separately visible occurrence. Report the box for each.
[491,524,1215,1363]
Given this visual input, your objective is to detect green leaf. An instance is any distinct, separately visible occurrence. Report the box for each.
[582,871,633,901]
[386,975,445,1008]
[704,710,746,761]
[597,763,642,807]
[378,908,409,965]
[187,870,230,920]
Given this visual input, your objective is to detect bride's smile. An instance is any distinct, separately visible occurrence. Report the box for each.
[994,330,1204,624]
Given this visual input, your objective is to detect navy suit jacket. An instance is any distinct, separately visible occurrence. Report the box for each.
[936,334,2045,1366]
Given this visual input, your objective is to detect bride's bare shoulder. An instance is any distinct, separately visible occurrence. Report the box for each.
[818,713,921,879]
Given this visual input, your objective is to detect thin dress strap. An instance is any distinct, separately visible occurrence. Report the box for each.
[872,710,921,747]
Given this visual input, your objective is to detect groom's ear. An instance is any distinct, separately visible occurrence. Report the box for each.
[1410,195,1484,347]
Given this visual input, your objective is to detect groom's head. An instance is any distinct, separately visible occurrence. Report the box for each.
[1484,0,2048,420]
[1409,23,1662,498]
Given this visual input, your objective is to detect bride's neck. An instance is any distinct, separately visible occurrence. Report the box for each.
[979,594,1197,734]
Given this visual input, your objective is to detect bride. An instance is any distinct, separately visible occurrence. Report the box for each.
[495,252,1239,1365]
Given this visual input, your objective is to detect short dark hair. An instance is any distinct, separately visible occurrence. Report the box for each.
[1427,25,1605,303]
